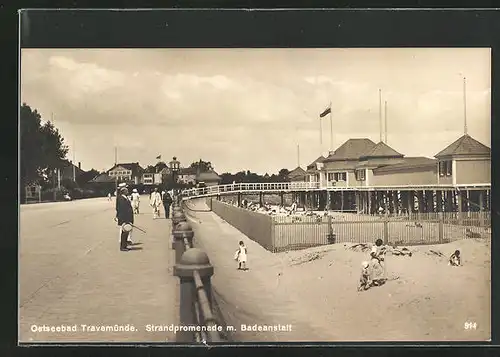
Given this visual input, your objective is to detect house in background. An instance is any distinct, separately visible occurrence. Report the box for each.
[59,160,85,182]
[177,167,198,185]
[434,134,491,186]
[107,162,144,185]
[288,166,307,182]
[196,170,221,187]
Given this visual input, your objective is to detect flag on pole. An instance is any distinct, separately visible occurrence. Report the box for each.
[319,106,331,118]
[156,155,161,160]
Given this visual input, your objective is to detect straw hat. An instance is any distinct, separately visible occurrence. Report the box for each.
[118,183,128,188]
[122,223,133,232]
[132,188,138,193]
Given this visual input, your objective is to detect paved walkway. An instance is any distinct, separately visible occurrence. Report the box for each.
[20,197,179,343]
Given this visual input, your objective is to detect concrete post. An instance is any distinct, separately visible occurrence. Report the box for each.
[438,212,444,243]
[172,210,187,226]
[172,221,195,262]
[173,248,214,343]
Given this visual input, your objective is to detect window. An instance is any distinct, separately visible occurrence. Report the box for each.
[355,169,366,181]
[439,160,452,177]
[334,172,347,181]
[327,173,335,181]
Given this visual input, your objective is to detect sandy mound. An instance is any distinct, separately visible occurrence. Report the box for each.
[185,199,490,342]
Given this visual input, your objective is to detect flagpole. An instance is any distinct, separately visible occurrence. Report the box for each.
[319,116,323,155]
[329,101,333,153]
[384,100,388,144]
[114,146,118,194]
[379,89,382,142]
[297,144,300,167]
[73,139,76,181]
[463,76,468,135]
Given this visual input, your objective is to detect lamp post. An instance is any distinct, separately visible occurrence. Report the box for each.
[169,156,181,196]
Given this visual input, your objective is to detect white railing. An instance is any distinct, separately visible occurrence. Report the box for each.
[182,182,321,198]
[180,182,491,199]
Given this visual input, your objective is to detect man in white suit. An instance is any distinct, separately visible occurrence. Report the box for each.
[150,187,162,219]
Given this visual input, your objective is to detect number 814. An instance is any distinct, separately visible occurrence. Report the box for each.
[464,322,477,330]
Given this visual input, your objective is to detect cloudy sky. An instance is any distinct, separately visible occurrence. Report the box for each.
[21,48,490,174]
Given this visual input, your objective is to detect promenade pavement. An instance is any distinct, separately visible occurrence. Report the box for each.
[19,197,179,343]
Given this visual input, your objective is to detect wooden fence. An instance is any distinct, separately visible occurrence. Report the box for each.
[210,199,491,253]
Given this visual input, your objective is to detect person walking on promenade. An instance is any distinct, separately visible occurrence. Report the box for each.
[150,187,162,219]
[107,192,112,201]
[162,191,173,219]
[131,188,141,214]
[234,240,248,271]
[116,185,134,251]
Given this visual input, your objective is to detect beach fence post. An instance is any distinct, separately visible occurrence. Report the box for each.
[383,218,389,245]
[327,215,336,244]
[438,212,444,244]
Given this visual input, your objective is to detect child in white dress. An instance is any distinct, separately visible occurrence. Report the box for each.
[234,241,248,270]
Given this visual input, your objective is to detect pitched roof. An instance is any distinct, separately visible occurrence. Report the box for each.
[178,167,198,175]
[435,134,491,158]
[60,161,85,178]
[324,138,377,161]
[109,162,144,176]
[373,157,438,174]
[323,161,360,170]
[306,155,326,170]
[360,141,404,159]
[288,166,307,178]
[90,173,116,183]
[196,170,221,182]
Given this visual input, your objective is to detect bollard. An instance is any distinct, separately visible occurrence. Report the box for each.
[173,248,214,343]
[172,210,187,226]
[172,221,195,261]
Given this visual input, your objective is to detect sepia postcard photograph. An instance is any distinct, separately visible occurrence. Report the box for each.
[19,46,491,344]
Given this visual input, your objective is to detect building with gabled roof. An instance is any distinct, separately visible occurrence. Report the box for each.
[107,162,144,185]
[288,166,307,182]
[434,134,490,186]
[196,170,221,187]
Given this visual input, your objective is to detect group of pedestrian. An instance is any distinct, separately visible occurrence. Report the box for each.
[149,187,173,219]
[114,183,174,252]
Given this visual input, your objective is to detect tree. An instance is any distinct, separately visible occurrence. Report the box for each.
[155,161,168,172]
[190,159,213,173]
[20,103,69,192]
[278,168,290,182]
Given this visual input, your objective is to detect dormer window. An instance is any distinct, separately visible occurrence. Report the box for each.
[439,160,452,177]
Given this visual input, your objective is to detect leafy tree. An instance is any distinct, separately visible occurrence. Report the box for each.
[155,161,168,172]
[278,168,290,182]
[190,159,213,173]
[20,103,69,193]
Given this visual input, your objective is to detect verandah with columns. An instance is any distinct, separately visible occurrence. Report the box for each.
[289,187,490,215]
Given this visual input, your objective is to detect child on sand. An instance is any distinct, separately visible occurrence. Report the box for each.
[358,261,371,291]
[449,249,461,266]
[370,238,387,286]
[234,241,248,270]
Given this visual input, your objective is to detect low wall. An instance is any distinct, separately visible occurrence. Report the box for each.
[210,198,274,251]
